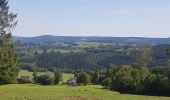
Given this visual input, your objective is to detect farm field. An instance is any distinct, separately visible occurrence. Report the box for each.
[0,84,170,100]
[75,42,121,48]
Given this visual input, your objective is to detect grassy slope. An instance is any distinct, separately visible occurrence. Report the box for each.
[62,73,74,82]
[18,70,51,78]
[0,84,169,100]
[18,70,74,83]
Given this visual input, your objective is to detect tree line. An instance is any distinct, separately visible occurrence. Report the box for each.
[18,44,170,72]
[93,46,170,96]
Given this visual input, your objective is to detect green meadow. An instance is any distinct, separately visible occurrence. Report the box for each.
[18,70,74,83]
[0,84,170,100]
[18,70,46,78]
[75,42,120,48]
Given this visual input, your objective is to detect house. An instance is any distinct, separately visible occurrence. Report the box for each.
[68,77,77,85]
[20,76,33,83]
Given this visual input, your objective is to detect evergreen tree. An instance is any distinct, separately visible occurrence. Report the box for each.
[0,0,18,84]
[32,71,38,84]
[91,69,100,84]
[54,70,62,85]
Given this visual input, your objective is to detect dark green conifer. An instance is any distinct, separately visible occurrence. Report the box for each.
[0,0,19,84]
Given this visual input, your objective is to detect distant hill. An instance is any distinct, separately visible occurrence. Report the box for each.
[13,35,170,44]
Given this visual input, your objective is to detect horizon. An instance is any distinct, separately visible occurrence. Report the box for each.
[13,34,170,38]
[9,0,170,38]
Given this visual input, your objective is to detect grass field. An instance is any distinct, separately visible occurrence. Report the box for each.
[18,70,53,78]
[7,70,170,100]
[62,73,74,82]
[0,84,169,100]
[18,70,74,83]
[75,42,119,48]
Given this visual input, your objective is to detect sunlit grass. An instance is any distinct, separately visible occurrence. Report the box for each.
[18,70,74,83]
[0,84,169,100]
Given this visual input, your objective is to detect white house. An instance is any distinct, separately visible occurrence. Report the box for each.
[68,77,77,85]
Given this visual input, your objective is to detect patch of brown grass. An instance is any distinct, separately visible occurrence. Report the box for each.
[64,96,101,100]
[0,92,7,96]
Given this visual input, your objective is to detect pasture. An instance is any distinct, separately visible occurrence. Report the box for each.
[75,42,119,48]
[18,70,74,83]
[0,84,170,100]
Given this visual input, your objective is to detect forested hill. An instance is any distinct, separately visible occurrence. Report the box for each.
[13,35,170,44]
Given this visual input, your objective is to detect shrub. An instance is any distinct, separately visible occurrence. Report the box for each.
[111,65,138,93]
[76,71,90,85]
[101,77,111,88]
[37,74,54,85]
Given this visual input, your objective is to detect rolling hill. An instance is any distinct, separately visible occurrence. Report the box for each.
[13,35,170,44]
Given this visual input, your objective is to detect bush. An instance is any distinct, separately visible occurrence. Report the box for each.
[142,74,170,96]
[101,77,111,88]
[76,71,90,85]
[37,74,54,85]
[111,65,141,93]
[17,78,33,84]
[101,64,170,96]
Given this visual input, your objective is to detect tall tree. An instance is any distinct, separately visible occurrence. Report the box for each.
[91,69,100,84]
[168,48,170,54]
[32,71,38,84]
[54,70,62,85]
[132,45,152,67]
[167,48,170,67]
[0,0,18,84]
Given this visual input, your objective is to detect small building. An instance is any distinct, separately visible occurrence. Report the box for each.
[68,77,77,85]
[20,76,33,83]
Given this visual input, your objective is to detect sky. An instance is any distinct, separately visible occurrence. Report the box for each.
[8,0,170,38]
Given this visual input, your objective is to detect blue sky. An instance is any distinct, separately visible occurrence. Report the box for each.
[9,0,170,37]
